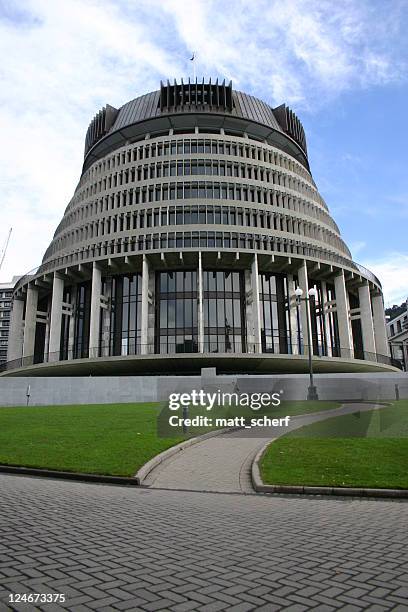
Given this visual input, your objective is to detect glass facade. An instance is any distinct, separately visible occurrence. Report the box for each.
[23,268,348,367]
[326,283,340,357]
[33,296,48,364]
[156,271,198,354]
[104,274,142,356]
[60,286,72,360]
[349,292,364,359]
[259,273,292,354]
[203,271,246,353]
[73,282,91,359]
[310,282,326,356]
[64,270,346,359]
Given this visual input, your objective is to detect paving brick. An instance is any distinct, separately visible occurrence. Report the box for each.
[168,602,199,612]
[0,461,406,612]
[141,598,175,611]
[226,604,255,612]
[196,603,229,612]
[392,586,408,598]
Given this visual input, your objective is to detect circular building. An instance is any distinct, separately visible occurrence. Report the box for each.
[3,79,395,376]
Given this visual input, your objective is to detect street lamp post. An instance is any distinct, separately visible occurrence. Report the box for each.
[295,286,319,401]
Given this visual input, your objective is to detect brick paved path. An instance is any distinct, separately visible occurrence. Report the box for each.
[0,475,407,611]
[145,403,384,493]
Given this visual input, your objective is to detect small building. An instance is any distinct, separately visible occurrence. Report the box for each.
[387,303,408,371]
[0,277,21,365]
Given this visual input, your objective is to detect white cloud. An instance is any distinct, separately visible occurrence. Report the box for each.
[0,0,406,282]
[362,254,408,306]
[349,241,366,257]
[0,0,182,282]
[156,0,405,107]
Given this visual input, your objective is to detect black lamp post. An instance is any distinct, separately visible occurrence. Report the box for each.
[295,285,319,401]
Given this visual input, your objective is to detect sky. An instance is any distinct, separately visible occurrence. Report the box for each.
[0,0,407,306]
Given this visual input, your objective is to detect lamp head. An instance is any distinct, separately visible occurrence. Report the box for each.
[308,287,318,299]
[294,286,303,298]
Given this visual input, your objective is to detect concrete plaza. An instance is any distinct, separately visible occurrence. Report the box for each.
[0,474,407,611]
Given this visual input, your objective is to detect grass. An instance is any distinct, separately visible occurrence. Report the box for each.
[260,400,408,489]
[0,400,341,477]
[161,400,341,432]
[254,400,339,419]
[0,403,186,477]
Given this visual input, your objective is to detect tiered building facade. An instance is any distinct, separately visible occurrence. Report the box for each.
[3,80,394,376]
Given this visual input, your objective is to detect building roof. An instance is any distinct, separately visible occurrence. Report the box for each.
[83,80,309,173]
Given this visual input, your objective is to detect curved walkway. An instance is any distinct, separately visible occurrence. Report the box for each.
[145,403,384,493]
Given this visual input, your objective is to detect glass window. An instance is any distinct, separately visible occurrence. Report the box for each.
[203,270,246,353]
[258,273,291,355]
[155,271,198,354]
[73,282,91,358]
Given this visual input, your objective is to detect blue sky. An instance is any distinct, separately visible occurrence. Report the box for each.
[0,0,407,305]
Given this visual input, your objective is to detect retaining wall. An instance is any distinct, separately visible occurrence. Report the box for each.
[0,372,407,406]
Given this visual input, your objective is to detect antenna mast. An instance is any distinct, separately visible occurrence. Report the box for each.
[0,228,12,272]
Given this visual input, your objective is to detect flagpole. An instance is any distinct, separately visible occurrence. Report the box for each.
[190,52,196,81]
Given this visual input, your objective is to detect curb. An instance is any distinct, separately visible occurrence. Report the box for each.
[286,401,390,422]
[251,440,408,499]
[0,464,140,486]
[136,426,239,484]
[0,428,239,488]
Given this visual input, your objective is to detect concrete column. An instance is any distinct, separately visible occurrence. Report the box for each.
[89,263,102,358]
[372,293,389,358]
[141,255,149,355]
[358,282,376,359]
[7,297,24,362]
[251,254,262,352]
[48,273,64,359]
[147,263,155,352]
[100,278,112,357]
[334,271,353,358]
[198,252,205,353]
[68,289,77,360]
[43,297,51,361]
[321,281,332,356]
[22,285,39,360]
[297,260,310,355]
[287,274,300,355]
[244,269,255,351]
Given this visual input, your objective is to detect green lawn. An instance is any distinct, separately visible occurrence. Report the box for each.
[0,400,341,477]
[159,400,341,436]
[260,400,408,489]
[0,403,186,477]
[255,400,339,419]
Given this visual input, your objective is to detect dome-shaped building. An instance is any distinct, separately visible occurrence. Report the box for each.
[4,79,394,376]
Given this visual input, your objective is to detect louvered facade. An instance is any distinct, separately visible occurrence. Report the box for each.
[3,80,394,376]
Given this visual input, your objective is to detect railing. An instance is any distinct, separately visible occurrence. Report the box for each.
[354,263,382,289]
[13,265,42,293]
[0,343,399,374]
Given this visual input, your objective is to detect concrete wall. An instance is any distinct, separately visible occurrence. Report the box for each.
[0,377,160,407]
[1,372,408,407]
